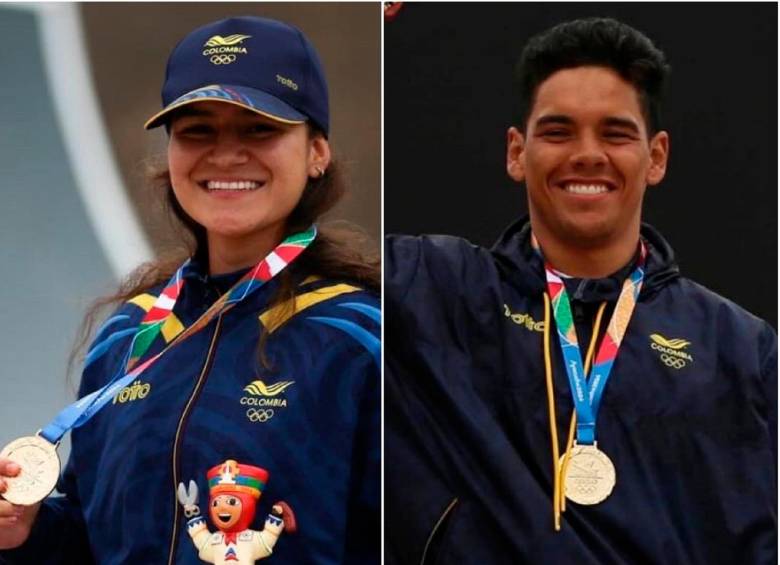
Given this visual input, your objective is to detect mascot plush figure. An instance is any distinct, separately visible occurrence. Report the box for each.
[178,459,296,563]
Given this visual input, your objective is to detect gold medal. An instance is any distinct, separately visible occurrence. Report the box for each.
[560,443,616,505]
[0,435,60,505]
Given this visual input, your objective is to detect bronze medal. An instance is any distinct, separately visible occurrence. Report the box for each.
[0,435,60,505]
[560,444,616,505]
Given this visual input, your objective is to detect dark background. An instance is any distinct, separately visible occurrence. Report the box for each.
[385,3,778,328]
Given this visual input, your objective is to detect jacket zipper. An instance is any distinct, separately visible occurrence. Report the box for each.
[166,314,224,565]
[420,497,459,565]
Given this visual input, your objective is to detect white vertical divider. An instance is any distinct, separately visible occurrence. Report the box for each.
[34,3,154,278]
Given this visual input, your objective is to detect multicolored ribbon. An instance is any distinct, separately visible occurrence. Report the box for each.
[534,235,646,445]
[40,227,317,444]
[127,269,185,369]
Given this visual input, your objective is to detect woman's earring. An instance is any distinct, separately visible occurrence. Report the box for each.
[314,166,325,178]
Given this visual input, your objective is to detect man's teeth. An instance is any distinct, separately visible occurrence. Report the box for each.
[564,183,609,195]
[206,180,260,190]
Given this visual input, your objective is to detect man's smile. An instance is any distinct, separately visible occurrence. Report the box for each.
[562,182,610,195]
[553,179,618,200]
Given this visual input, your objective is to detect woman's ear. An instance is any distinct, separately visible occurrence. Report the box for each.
[309,136,331,177]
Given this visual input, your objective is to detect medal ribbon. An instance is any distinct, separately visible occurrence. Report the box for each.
[39,227,317,444]
[533,234,646,445]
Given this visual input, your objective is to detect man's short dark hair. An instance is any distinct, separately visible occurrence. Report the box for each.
[513,17,670,135]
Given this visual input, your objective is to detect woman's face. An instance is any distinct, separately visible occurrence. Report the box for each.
[168,101,330,246]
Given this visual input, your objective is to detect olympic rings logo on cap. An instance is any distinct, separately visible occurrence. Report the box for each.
[246,408,274,423]
[210,54,237,65]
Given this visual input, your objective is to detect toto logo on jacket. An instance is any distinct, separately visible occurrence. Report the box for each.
[240,380,294,423]
[503,303,545,332]
[649,333,694,369]
[112,380,151,405]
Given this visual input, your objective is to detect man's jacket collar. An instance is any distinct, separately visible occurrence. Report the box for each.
[490,215,680,302]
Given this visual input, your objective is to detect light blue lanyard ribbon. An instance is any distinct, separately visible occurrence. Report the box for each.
[40,349,139,444]
[539,239,646,445]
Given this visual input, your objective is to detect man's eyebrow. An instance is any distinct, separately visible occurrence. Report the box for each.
[533,114,642,134]
[534,114,575,127]
[602,116,640,132]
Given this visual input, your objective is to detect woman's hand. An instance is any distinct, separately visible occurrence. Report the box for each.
[0,459,41,549]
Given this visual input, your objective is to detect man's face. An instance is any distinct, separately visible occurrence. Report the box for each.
[507,66,668,249]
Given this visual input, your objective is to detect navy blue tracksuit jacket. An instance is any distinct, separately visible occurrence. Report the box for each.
[385,218,776,565]
[2,261,380,564]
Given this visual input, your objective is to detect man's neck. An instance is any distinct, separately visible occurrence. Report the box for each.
[532,227,640,279]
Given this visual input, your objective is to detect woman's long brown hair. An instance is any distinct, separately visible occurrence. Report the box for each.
[68,130,379,384]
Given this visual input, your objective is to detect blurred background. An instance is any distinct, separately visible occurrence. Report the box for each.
[385,3,777,329]
[0,2,379,458]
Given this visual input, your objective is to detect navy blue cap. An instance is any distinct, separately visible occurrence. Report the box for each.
[144,16,329,135]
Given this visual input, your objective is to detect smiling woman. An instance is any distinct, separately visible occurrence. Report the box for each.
[167,103,330,275]
[0,14,379,565]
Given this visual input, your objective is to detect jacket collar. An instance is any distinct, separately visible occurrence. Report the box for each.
[491,216,680,303]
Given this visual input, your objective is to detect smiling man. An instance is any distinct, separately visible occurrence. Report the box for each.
[385,18,776,565]
[507,64,668,279]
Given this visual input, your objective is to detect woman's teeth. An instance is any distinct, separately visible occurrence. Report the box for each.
[564,183,609,195]
[206,180,261,191]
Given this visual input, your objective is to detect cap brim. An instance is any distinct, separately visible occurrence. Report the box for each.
[144,84,307,130]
